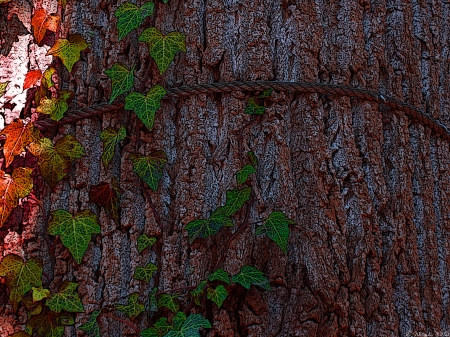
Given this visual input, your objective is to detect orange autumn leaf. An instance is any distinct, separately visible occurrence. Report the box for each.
[0,119,41,167]
[23,70,42,90]
[31,8,60,44]
[0,167,34,228]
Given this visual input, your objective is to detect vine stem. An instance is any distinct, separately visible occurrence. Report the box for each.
[101,313,140,333]
[142,185,163,229]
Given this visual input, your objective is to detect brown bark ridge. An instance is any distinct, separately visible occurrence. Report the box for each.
[1,0,450,336]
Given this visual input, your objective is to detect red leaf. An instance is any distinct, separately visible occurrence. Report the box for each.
[23,70,42,90]
[89,181,120,223]
[31,8,60,44]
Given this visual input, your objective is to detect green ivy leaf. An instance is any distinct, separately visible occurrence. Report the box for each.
[105,63,135,103]
[157,294,179,313]
[79,310,101,337]
[141,317,172,337]
[100,126,126,168]
[0,81,9,98]
[130,151,167,191]
[207,285,228,308]
[32,286,50,302]
[190,280,207,306]
[255,211,295,253]
[47,210,100,264]
[138,233,157,253]
[247,151,258,167]
[45,281,84,313]
[232,265,271,290]
[0,254,42,311]
[222,186,251,216]
[125,85,166,131]
[115,2,154,41]
[236,164,256,185]
[148,287,158,313]
[29,135,85,188]
[244,97,265,115]
[139,27,186,74]
[29,312,64,337]
[134,262,158,282]
[36,90,73,121]
[207,268,230,285]
[165,313,211,337]
[115,293,145,318]
[46,34,89,72]
[184,208,233,244]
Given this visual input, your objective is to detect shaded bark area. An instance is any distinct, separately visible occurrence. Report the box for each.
[1,0,450,336]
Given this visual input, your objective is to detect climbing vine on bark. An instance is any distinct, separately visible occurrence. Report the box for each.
[0,0,293,336]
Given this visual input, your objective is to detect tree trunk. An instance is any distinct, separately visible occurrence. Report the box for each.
[1,0,450,336]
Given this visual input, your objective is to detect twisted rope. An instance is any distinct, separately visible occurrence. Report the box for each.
[33,81,450,141]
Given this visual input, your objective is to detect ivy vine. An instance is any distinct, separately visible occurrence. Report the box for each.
[0,1,294,336]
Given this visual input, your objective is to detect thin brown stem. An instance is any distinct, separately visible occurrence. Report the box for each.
[101,313,140,334]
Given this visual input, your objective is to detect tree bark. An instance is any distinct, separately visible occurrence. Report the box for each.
[1,0,450,336]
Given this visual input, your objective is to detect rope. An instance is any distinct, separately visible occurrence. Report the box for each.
[33,81,450,141]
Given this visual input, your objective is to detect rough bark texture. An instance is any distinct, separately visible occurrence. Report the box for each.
[1,0,450,336]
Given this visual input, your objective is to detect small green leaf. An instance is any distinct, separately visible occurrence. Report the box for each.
[139,27,186,74]
[36,90,72,121]
[32,286,50,302]
[207,268,231,285]
[0,254,42,311]
[134,262,158,282]
[190,280,207,306]
[222,187,251,216]
[157,294,179,313]
[115,293,145,318]
[247,151,258,167]
[207,285,228,308]
[141,317,172,337]
[48,210,100,264]
[185,208,233,244]
[258,88,273,98]
[172,311,186,330]
[0,81,9,98]
[138,234,157,253]
[244,97,265,115]
[45,281,84,313]
[232,265,271,290]
[46,34,89,72]
[130,151,167,191]
[79,310,101,337]
[166,314,211,337]
[125,85,166,131]
[105,63,135,103]
[255,211,295,253]
[236,164,256,185]
[115,2,154,41]
[100,126,127,168]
